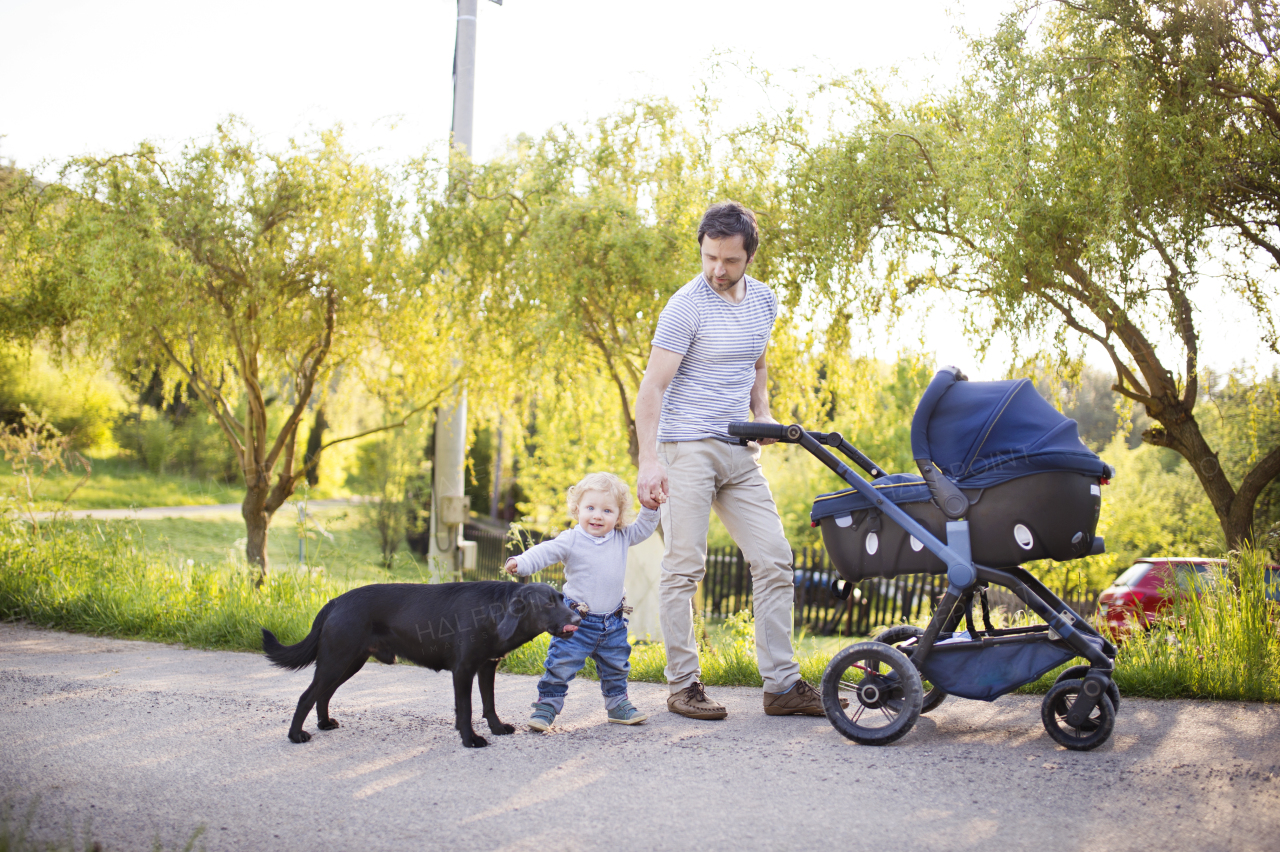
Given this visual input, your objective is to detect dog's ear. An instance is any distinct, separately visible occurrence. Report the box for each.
[496,589,526,643]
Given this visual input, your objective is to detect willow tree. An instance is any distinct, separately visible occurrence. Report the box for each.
[419,99,790,469]
[7,125,459,577]
[781,0,1280,548]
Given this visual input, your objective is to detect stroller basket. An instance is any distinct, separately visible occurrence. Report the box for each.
[919,632,1080,701]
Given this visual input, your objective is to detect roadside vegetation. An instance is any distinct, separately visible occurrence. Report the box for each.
[0,795,205,852]
[1111,546,1280,702]
[3,509,1276,701]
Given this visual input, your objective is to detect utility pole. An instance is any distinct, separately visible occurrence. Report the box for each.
[428,0,499,581]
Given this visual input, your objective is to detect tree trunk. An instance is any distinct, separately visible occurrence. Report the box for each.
[304,406,327,487]
[243,485,272,586]
[490,424,503,519]
[1144,405,1258,551]
[625,415,639,470]
[1222,502,1260,555]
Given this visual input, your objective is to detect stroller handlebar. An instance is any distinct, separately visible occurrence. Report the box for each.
[727,421,794,442]
[728,422,888,479]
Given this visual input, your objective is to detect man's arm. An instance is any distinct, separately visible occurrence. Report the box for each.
[749,345,779,446]
[635,346,684,509]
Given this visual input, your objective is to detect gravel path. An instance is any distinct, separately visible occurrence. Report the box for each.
[33,498,367,522]
[2,622,1278,852]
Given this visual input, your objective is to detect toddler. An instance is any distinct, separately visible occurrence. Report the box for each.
[504,471,661,730]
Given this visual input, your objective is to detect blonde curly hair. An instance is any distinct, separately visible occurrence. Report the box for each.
[566,472,636,529]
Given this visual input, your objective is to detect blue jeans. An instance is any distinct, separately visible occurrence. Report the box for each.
[537,603,631,714]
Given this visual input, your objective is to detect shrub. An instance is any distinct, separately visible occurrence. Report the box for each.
[0,345,125,452]
[350,426,429,571]
[115,412,240,481]
[171,413,240,482]
[0,408,90,522]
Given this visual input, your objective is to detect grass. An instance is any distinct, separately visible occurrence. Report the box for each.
[100,507,419,585]
[0,517,354,652]
[0,453,353,512]
[504,559,1280,703]
[1,455,243,511]
[1,511,839,682]
[1008,548,1280,700]
[2,506,1276,700]
[1108,547,1280,701]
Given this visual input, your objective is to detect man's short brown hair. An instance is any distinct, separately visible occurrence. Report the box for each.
[697,201,759,258]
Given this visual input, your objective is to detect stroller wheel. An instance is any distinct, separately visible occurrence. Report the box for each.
[1054,664,1120,712]
[1041,678,1115,751]
[822,641,923,745]
[872,625,948,714]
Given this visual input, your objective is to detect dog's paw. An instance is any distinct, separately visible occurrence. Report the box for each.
[462,734,489,748]
[488,721,516,735]
[317,718,340,731]
[288,730,311,744]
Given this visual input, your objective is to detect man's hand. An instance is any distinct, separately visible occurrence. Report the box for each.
[752,414,781,446]
[635,347,683,510]
[503,557,519,576]
[637,458,668,510]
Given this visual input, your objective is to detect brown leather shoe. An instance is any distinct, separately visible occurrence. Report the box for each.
[667,681,728,720]
[763,680,845,716]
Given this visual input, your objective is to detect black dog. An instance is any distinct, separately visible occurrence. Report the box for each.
[262,581,581,748]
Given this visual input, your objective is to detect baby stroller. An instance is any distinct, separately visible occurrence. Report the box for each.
[728,366,1120,751]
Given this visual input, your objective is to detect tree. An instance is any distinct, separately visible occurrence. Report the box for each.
[779,0,1280,548]
[417,102,702,469]
[5,125,460,578]
[419,100,797,471]
[1067,0,1280,293]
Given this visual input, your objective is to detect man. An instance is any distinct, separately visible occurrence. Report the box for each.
[635,200,828,719]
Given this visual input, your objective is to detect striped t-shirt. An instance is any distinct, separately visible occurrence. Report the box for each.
[651,273,778,442]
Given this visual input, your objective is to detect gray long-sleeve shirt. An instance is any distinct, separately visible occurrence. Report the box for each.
[513,506,661,614]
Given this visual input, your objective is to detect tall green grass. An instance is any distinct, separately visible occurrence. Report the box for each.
[1111,547,1280,701]
[0,517,350,650]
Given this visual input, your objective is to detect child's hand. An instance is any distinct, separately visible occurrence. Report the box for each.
[655,491,667,505]
[503,557,520,575]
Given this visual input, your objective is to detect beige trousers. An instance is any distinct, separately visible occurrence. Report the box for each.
[658,439,799,694]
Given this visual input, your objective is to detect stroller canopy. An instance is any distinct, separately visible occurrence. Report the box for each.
[812,368,1108,520]
[911,369,1107,487]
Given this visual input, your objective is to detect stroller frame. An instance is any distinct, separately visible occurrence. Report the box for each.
[727,417,1119,751]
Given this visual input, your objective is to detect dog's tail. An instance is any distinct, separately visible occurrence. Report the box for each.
[261,600,335,671]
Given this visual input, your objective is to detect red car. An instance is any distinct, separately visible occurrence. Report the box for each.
[1096,557,1227,637]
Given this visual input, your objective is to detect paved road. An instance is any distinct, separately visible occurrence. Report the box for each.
[2,623,1278,852]
[33,498,368,522]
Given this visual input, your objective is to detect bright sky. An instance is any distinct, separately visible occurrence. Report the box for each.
[4,0,1275,379]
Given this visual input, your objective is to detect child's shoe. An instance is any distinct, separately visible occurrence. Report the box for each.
[528,701,557,732]
[607,699,648,725]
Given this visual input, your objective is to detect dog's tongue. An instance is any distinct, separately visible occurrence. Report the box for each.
[562,624,578,633]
